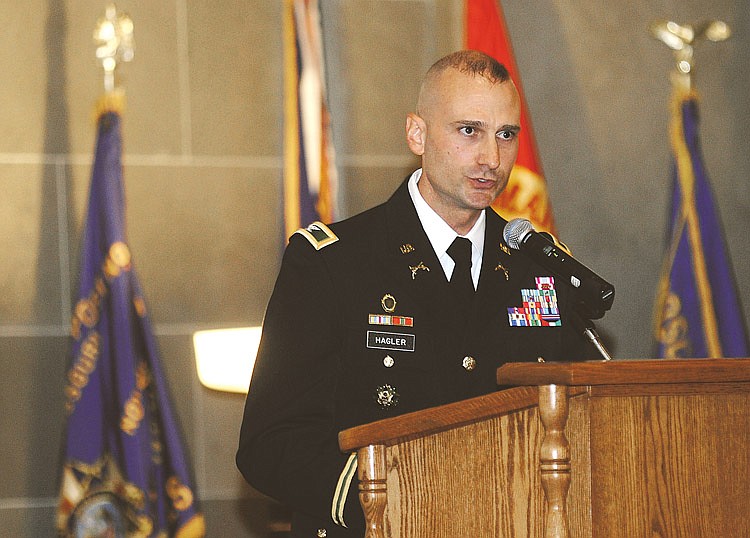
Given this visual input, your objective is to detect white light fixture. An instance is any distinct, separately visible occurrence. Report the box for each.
[193,327,262,394]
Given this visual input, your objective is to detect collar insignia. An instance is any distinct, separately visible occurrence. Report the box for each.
[494,263,509,280]
[498,242,512,256]
[409,261,430,280]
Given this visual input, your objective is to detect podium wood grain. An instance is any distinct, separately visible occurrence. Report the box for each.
[341,358,750,537]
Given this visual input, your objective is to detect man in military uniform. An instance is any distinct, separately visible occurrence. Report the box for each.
[237,50,593,537]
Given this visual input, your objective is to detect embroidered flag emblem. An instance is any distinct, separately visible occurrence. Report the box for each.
[508,276,561,326]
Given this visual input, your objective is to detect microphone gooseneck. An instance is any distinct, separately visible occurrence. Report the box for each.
[569,312,614,361]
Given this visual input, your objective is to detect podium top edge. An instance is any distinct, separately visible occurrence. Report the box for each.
[496,357,750,386]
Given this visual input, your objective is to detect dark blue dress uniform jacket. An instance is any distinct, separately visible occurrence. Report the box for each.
[236,179,591,537]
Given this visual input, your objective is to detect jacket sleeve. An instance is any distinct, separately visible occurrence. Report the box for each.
[236,234,364,531]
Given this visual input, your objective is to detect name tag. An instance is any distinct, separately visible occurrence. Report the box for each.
[366,331,415,352]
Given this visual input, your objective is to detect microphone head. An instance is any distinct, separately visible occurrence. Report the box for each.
[503,218,534,250]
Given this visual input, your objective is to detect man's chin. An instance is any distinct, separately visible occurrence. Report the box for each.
[466,188,504,209]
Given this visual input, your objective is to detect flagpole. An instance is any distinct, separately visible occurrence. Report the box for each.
[94,3,134,95]
[650,19,730,92]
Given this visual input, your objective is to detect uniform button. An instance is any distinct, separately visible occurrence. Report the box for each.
[383,355,394,368]
[317,529,327,537]
[462,356,476,371]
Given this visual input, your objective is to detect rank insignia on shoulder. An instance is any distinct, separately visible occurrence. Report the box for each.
[294,221,338,250]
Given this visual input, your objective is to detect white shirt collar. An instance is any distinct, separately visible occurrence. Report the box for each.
[407,169,485,288]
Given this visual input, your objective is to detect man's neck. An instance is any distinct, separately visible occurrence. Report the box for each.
[415,179,482,235]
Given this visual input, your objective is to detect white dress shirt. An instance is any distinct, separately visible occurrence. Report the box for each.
[407,169,485,290]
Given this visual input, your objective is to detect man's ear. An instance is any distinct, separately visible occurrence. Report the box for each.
[405,113,426,156]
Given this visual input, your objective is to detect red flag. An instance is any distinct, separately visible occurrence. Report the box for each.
[465,0,557,234]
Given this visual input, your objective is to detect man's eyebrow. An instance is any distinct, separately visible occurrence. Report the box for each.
[453,119,486,128]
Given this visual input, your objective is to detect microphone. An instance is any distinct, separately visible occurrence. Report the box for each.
[503,218,615,320]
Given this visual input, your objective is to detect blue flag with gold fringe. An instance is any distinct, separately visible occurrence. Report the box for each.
[57,94,205,537]
[653,90,749,358]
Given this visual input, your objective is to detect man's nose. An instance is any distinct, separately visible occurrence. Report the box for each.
[478,137,500,169]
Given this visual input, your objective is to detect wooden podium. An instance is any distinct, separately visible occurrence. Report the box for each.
[338,358,750,537]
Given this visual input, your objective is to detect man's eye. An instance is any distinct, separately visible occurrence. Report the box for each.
[460,126,476,135]
[498,130,515,140]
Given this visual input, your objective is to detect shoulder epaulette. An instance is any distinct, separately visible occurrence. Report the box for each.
[294,221,339,250]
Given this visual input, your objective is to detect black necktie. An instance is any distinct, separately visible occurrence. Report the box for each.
[447,236,475,312]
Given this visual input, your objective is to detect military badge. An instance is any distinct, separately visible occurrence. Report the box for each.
[494,262,509,280]
[409,261,430,280]
[375,384,399,408]
[507,276,561,327]
[381,294,397,313]
[369,314,413,327]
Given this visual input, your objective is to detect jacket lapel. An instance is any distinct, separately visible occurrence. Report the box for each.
[476,210,530,325]
[380,180,448,314]
[377,183,534,341]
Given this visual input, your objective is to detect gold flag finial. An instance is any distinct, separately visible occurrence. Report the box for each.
[650,20,731,91]
[94,3,134,93]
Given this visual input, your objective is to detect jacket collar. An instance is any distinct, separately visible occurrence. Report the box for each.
[378,179,536,324]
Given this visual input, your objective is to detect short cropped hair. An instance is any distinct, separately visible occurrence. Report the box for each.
[426,50,510,85]
[416,50,512,115]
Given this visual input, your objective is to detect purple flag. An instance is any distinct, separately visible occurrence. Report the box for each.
[654,92,749,358]
[57,97,205,537]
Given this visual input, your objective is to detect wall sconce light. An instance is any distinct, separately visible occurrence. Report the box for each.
[192,327,262,394]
